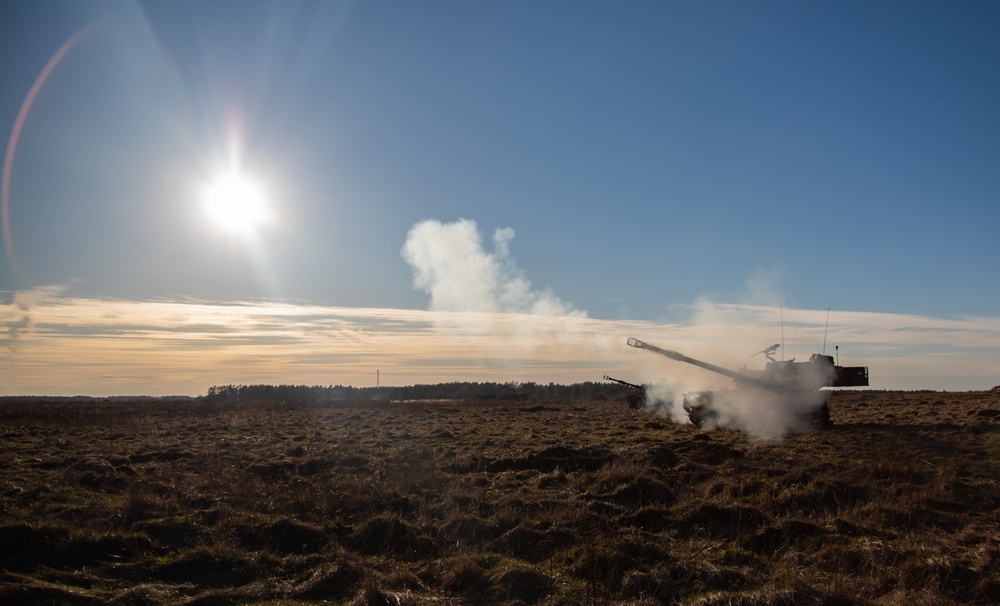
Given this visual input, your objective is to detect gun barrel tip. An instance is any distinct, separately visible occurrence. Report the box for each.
[627,337,642,347]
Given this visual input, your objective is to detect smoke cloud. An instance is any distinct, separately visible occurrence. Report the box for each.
[637,360,834,440]
[641,381,687,424]
[401,219,585,317]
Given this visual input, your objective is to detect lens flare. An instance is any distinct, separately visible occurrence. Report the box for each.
[3,23,101,283]
[202,172,268,235]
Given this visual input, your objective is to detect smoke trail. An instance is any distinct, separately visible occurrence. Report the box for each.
[401,219,585,317]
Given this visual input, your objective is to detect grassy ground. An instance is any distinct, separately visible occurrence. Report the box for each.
[1,390,998,605]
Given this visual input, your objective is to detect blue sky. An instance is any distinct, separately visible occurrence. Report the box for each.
[1,1,998,395]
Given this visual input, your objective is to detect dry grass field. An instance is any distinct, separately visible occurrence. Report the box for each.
[1,390,999,605]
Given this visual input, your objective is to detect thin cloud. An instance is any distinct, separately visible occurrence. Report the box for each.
[1,289,997,396]
[2,283,69,359]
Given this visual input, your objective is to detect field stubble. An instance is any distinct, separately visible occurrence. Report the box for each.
[1,390,999,605]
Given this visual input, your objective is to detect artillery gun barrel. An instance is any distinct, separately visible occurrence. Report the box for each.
[603,375,643,390]
[626,337,776,392]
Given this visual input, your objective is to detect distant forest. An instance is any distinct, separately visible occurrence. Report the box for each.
[204,381,635,402]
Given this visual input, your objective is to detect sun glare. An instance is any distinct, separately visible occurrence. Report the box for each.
[202,172,268,234]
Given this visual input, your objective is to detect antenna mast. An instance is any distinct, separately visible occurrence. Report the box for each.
[823,308,830,355]
[780,303,784,361]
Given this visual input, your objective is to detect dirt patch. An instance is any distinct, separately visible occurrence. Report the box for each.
[480,445,614,473]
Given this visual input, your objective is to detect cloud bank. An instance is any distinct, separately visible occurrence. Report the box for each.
[1,288,998,397]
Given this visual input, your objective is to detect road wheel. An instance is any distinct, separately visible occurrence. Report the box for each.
[687,409,705,428]
[813,403,832,429]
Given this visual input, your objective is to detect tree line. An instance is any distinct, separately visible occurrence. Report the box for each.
[204,381,633,402]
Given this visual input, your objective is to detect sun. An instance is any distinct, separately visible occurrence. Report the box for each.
[202,172,268,235]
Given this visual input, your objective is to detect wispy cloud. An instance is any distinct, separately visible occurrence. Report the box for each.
[2,283,69,359]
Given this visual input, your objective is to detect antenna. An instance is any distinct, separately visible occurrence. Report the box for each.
[779,303,784,361]
[822,308,830,355]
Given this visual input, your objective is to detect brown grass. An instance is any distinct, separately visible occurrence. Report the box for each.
[1,390,998,604]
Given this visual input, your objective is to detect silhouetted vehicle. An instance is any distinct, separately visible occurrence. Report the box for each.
[603,375,645,409]
[626,337,869,430]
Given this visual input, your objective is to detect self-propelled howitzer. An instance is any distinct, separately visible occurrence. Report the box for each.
[603,375,645,409]
[626,337,869,430]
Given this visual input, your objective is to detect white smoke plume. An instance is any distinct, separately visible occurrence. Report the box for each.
[692,389,830,439]
[641,381,687,424]
[638,359,833,440]
[401,219,585,317]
